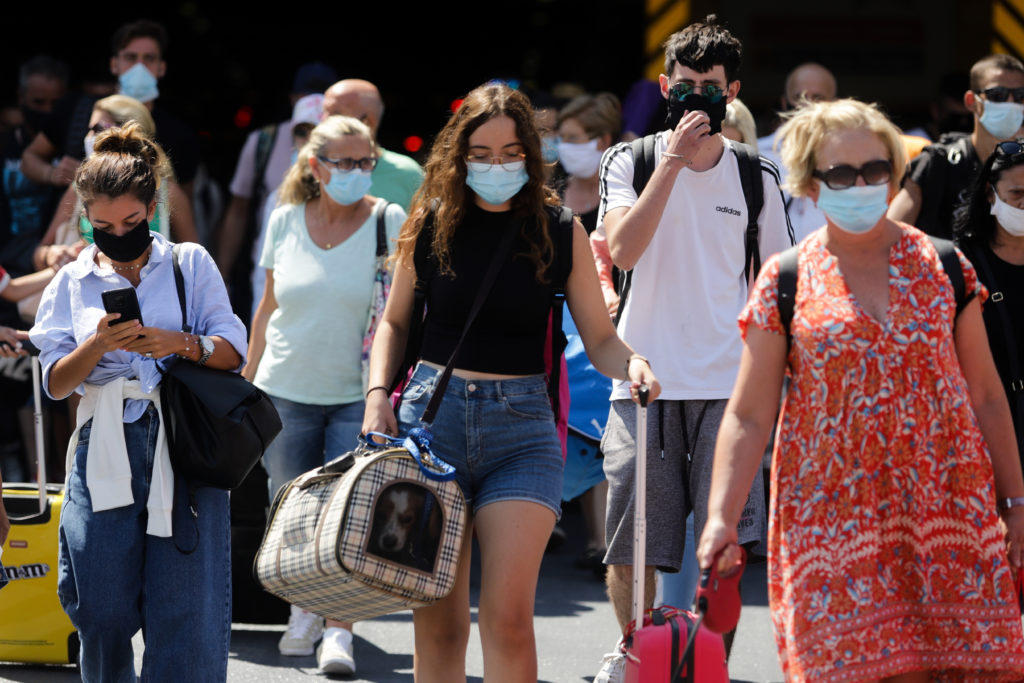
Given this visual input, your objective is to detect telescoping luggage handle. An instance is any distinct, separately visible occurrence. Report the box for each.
[631,384,651,631]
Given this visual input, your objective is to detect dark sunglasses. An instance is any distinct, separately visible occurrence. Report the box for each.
[813,159,893,190]
[668,82,725,103]
[978,86,1024,103]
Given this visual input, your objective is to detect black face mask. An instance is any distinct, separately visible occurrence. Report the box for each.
[93,218,153,263]
[666,93,727,134]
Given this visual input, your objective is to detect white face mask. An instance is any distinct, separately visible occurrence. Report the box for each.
[557,138,604,178]
[990,191,1024,236]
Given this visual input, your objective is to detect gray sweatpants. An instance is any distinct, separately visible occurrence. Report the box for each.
[601,398,766,571]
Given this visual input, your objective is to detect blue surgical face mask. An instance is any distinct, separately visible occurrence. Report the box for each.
[980,100,1024,140]
[118,63,159,103]
[815,183,890,234]
[322,168,372,205]
[466,161,529,205]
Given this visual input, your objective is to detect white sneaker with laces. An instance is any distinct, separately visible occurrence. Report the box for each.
[594,649,626,683]
[318,626,356,675]
[278,605,324,656]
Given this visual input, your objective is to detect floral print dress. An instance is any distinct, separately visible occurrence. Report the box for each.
[740,225,1024,682]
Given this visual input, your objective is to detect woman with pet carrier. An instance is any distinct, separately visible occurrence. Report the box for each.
[362,82,660,683]
[697,98,1024,681]
[29,123,246,682]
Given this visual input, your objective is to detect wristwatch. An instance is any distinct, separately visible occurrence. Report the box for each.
[197,335,215,366]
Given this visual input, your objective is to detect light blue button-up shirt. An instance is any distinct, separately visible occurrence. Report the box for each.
[30,233,248,423]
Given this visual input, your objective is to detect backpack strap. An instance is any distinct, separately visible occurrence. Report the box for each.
[928,236,967,317]
[731,142,765,283]
[777,246,799,347]
[615,135,657,328]
[548,207,574,416]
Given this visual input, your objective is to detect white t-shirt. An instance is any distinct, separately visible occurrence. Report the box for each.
[598,133,794,401]
[253,199,405,405]
[758,130,824,242]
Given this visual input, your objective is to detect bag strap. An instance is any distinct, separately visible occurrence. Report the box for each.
[170,244,192,334]
[374,199,391,258]
[419,218,522,426]
[929,236,966,317]
[548,207,574,415]
[777,245,799,345]
[731,142,764,283]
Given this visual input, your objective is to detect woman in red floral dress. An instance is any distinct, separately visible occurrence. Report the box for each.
[698,99,1024,682]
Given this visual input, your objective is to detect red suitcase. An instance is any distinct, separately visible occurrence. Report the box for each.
[622,386,729,683]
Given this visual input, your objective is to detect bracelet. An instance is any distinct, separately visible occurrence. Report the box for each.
[178,333,194,360]
[661,151,692,165]
[624,353,651,377]
[998,496,1024,512]
[366,385,390,399]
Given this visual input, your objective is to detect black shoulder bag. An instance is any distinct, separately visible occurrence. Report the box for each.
[159,244,283,491]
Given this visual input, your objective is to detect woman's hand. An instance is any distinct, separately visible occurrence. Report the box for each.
[697,515,741,572]
[362,391,398,444]
[121,327,187,359]
[627,357,661,403]
[1003,507,1024,569]
[89,313,143,355]
[0,327,26,358]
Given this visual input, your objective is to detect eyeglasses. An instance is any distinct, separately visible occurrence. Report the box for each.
[88,123,114,136]
[668,82,726,103]
[465,152,526,172]
[812,160,893,190]
[317,155,377,172]
[978,86,1024,103]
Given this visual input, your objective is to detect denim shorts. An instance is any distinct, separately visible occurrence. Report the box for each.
[397,364,564,519]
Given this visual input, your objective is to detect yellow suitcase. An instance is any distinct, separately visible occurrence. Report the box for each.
[0,354,79,665]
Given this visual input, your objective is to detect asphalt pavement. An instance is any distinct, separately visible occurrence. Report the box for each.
[0,501,784,682]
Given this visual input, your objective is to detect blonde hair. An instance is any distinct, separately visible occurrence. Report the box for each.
[776,98,906,198]
[277,115,376,205]
[74,121,170,207]
[93,95,156,138]
[723,98,756,145]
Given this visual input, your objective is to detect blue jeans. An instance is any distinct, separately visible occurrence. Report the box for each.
[58,404,230,683]
[261,395,365,499]
[397,364,564,518]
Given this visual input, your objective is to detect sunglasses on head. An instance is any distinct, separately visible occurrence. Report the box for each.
[668,81,725,103]
[995,140,1024,156]
[813,160,893,190]
[978,86,1024,103]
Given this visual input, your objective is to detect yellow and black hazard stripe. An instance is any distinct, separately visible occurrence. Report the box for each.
[644,0,692,81]
[994,0,1024,61]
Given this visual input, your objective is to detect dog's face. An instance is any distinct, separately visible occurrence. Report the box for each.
[375,484,426,554]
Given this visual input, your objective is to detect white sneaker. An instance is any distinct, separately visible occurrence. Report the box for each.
[594,649,626,683]
[278,605,324,656]
[317,626,356,675]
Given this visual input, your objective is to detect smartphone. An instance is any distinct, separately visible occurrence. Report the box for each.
[102,287,144,326]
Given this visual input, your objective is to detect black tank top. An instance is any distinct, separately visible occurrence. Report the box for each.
[418,205,557,375]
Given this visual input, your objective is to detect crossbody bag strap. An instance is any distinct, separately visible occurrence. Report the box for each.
[419,219,521,426]
[170,244,192,334]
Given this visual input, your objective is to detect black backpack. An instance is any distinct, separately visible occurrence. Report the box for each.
[614,135,773,325]
[776,236,967,347]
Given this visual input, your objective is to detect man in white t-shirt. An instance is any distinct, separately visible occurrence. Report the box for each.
[594,15,793,682]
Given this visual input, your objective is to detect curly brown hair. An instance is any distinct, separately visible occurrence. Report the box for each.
[396,83,560,281]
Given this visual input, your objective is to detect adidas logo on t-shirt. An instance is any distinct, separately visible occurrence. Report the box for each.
[716,206,742,216]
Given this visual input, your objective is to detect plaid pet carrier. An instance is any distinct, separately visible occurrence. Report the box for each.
[254,429,467,622]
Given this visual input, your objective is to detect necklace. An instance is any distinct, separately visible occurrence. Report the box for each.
[107,246,152,272]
